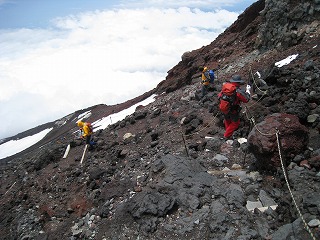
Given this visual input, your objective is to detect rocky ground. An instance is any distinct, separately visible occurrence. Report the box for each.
[0,79,319,239]
[1,0,320,239]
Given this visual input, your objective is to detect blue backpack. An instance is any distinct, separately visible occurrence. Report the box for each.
[205,69,215,84]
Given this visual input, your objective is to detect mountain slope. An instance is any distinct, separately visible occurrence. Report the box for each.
[0,0,320,239]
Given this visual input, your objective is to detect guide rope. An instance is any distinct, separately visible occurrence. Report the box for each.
[276,130,316,240]
[245,92,316,240]
[146,66,317,239]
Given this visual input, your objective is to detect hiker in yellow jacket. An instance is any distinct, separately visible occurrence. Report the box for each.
[199,66,210,97]
[77,121,96,150]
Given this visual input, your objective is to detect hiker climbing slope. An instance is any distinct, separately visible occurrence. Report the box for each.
[199,66,215,97]
[77,121,96,150]
[218,75,251,139]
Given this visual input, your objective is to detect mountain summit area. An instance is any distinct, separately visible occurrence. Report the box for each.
[1,0,320,239]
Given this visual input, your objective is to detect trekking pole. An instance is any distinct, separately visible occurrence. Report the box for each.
[80,144,88,165]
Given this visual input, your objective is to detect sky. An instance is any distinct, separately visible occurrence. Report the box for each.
[0,0,257,139]
[0,53,302,160]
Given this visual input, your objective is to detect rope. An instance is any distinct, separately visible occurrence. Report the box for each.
[246,94,267,109]
[245,101,316,239]
[4,182,16,196]
[244,106,276,137]
[276,131,316,240]
[249,66,268,95]
[248,65,289,112]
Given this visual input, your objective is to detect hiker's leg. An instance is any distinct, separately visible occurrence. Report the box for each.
[201,85,208,97]
[224,119,240,138]
[223,117,232,138]
[86,135,91,145]
[86,135,94,150]
[224,119,231,130]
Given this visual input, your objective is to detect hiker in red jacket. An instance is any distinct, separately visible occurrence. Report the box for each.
[218,75,251,139]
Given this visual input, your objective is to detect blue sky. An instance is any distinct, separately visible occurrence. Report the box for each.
[0,0,117,28]
[0,0,256,29]
[0,0,257,139]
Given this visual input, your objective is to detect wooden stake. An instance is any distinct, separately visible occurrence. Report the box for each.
[181,131,189,157]
[63,144,71,159]
[80,144,88,165]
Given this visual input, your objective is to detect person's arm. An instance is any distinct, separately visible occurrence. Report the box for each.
[236,87,250,103]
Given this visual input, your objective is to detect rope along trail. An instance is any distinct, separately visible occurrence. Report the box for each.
[276,131,317,240]
[246,69,317,240]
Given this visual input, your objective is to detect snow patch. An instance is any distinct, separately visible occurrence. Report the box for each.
[0,128,53,159]
[275,54,299,67]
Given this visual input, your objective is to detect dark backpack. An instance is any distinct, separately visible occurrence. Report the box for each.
[204,69,215,84]
[219,83,237,114]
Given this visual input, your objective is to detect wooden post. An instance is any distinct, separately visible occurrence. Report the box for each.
[181,131,189,157]
[63,144,71,159]
[80,144,88,165]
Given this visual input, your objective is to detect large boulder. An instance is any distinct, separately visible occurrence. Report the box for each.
[248,113,309,170]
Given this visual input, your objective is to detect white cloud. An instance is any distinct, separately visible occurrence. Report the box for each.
[0,7,239,139]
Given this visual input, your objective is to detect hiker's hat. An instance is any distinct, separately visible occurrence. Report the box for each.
[230,75,244,84]
[77,121,84,127]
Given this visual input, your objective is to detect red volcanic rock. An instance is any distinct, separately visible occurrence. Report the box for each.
[300,160,311,169]
[248,113,309,170]
[309,155,320,169]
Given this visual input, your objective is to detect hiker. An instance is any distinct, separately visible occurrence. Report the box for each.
[77,121,96,150]
[218,75,251,139]
[199,66,214,97]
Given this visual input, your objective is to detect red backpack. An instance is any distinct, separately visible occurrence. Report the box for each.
[219,83,237,114]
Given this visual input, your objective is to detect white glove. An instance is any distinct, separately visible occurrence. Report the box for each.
[246,85,251,94]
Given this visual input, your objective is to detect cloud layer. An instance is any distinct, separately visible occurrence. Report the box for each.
[0,6,239,139]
